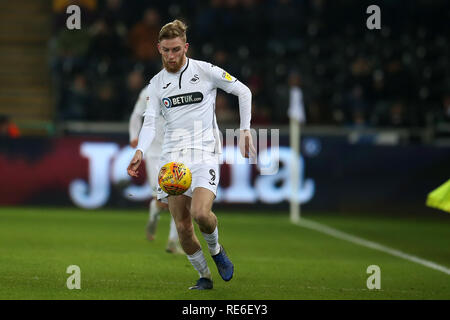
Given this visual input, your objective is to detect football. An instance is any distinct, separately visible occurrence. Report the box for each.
[158,162,192,195]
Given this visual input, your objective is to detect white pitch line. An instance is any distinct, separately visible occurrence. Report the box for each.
[294,218,450,276]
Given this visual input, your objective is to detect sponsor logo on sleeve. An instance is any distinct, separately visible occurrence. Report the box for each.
[222,71,233,82]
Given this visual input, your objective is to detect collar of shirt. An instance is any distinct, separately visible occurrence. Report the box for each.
[163,58,190,89]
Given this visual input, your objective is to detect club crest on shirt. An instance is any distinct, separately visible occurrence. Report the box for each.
[190,74,200,84]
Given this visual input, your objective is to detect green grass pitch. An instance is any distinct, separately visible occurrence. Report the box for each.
[0,207,449,300]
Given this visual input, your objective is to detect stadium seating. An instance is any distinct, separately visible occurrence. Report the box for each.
[1,0,448,135]
[0,0,54,135]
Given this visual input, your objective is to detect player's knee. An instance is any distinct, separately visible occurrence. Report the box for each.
[191,206,212,225]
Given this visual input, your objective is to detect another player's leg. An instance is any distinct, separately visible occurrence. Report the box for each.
[190,187,234,282]
[145,156,167,242]
[146,199,167,241]
[168,194,213,290]
[165,216,185,254]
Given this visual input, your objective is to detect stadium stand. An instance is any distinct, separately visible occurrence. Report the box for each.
[0,0,54,135]
[1,0,449,136]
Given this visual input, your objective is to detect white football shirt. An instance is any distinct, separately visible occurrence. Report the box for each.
[137,58,252,157]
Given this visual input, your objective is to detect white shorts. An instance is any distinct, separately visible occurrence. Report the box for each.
[156,149,220,203]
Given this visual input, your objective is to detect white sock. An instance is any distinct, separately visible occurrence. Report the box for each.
[187,249,211,279]
[202,227,220,256]
[168,217,178,242]
[149,199,161,221]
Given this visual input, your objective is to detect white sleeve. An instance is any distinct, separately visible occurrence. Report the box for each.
[128,87,148,142]
[136,84,159,156]
[207,63,239,93]
[207,63,252,130]
[228,80,252,130]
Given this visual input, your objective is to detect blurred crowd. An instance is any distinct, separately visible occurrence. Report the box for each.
[50,0,450,129]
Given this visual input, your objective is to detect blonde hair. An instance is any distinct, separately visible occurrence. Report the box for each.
[159,19,187,42]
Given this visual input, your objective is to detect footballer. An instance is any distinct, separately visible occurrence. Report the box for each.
[127,20,256,290]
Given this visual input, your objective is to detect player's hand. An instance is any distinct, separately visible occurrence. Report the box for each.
[127,150,143,177]
[130,139,138,148]
[239,129,257,159]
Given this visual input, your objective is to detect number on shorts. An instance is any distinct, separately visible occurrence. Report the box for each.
[209,169,216,186]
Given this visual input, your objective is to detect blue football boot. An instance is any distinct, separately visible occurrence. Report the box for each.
[212,245,234,281]
[189,277,213,290]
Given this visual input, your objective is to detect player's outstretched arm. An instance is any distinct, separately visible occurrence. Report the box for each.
[129,87,148,148]
[133,80,158,158]
[229,81,255,159]
[129,111,142,148]
[205,63,256,158]
[239,129,257,159]
[127,150,143,177]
